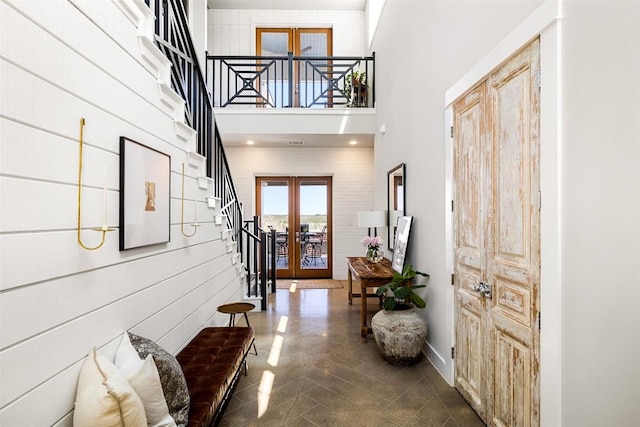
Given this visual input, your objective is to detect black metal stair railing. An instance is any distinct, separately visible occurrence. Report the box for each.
[207,53,375,109]
[146,0,274,304]
[214,129,277,308]
[240,217,277,310]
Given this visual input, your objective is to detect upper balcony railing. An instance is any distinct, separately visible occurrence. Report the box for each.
[206,53,375,109]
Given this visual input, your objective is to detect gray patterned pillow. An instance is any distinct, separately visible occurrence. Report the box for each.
[128,332,190,427]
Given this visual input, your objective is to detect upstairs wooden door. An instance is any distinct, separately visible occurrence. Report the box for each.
[256,28,333,107]
[453,39,540,426]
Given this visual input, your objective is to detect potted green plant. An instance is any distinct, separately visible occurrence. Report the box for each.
[375,263,429,311]
[371,263,429,366]
[344,71,367,107]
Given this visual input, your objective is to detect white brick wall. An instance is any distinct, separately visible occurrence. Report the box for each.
[207,9,365,56]
[225,145,375,279]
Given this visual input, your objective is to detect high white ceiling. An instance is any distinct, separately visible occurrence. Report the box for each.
[207,0,367,11]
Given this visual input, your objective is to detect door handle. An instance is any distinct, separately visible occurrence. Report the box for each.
[473,281,492,299]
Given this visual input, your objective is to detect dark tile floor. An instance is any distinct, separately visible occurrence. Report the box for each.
[220,284,485,427]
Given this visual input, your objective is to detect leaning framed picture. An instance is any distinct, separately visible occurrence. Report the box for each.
[119,137,171,250]
[391,216,413,273]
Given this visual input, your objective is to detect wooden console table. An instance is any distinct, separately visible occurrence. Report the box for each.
[346,257,396,342]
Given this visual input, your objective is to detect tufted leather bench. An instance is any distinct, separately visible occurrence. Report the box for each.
[176,327,255,427]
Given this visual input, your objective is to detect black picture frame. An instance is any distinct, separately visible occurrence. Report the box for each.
[387,163,405,251]
[119,137,171,251]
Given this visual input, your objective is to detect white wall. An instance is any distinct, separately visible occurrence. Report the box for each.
[0,0,243,425]
[374,0,640,426]
[366,0,386,50]
[206,5,375,277]
[187,0,208,69]
[207,8,365,56]
[224,146,374,279]
[560,1,640,425]
[371,0,542,382]
[443,3,564,424]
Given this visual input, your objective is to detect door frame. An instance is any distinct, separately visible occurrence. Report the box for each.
[256,27,333,107]
[256,27,333,57]
[442,3,562,425]
[255,175,333,279]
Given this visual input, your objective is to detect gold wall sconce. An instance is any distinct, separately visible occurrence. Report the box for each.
[77,118,114,250]
[181,162,200,237]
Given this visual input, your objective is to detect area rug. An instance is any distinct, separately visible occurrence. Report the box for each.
[275,279,345,290]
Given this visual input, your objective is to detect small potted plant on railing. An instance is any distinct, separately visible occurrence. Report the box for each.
[345,71,367,107]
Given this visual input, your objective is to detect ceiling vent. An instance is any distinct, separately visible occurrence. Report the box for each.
[288,141,304,145]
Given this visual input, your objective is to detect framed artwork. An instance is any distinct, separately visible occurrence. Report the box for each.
[119,137,171,250]
[391,216,413,273]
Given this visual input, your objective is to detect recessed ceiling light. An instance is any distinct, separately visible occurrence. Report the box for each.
[349,140,358,145]
[246,140,255,145]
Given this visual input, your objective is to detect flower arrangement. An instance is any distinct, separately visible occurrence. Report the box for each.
[361,235,383,250]
[361,236,384,262]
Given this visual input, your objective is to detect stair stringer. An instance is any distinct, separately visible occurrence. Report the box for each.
[113,0,197,157]
[112,0,255,305]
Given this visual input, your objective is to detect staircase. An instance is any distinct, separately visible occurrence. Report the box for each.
[119,0,275,309]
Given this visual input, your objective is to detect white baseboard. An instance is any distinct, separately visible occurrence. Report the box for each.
[423,341,454,386]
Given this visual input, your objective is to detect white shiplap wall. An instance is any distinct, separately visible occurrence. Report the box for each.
[224,146,375,280]
[0,0,243,425]
[207,8,366,56]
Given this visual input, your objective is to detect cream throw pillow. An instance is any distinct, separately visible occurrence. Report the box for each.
[73,347,147,427]
[115,332,177,427]
[127,333,189,426]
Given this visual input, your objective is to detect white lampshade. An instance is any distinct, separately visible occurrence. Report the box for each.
[357,210,386,228]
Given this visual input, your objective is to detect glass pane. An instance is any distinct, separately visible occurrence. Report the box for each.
[299,33,329,108]
[299,180,327,270]
[260,32,289,55]
[261,180,289,270]
[260,32,291,107]
[300,33,327,57]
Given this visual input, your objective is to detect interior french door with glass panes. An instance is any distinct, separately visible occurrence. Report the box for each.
[256,28,332,108]
[256,176,332,279]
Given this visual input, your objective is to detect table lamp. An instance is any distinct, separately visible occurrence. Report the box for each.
[357,210,386,237]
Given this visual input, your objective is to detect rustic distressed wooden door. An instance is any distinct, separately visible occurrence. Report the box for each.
[453,81,488,420]
[453,39,540,427]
